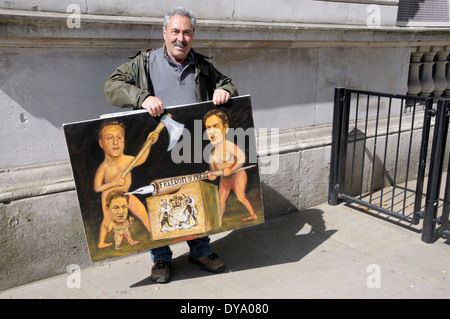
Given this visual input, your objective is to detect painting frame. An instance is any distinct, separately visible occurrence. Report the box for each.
[63,95,264,262]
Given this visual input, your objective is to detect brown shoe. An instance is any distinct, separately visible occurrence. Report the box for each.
[151,260,171,283]
[189,253,225,273]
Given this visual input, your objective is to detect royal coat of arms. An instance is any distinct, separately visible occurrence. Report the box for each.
[158,194,198,232]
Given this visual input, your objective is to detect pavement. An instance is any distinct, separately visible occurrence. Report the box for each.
[0,202,449,299]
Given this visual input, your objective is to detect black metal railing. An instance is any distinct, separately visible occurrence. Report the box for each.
[329,88,450,243]
[422,99,450,242]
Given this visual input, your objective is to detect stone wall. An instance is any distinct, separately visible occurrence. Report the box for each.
[1,0,450,290]
[0,0,400,25]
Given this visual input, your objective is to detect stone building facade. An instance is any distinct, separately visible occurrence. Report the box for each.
[1,0,449,290]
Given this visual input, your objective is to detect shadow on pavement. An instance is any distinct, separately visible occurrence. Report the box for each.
[130,208,337,288]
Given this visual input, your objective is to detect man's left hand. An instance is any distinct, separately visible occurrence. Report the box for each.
[212,89,231,105]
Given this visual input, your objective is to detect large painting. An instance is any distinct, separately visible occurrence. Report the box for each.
[63,95,264,261]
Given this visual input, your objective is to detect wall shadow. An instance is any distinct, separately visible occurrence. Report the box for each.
[397,0,422,23]
[0,48,131,128]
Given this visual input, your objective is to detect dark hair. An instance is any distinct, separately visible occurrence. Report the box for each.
[203,109,229,127]
[97,120,126,140]
[105,190,129,209]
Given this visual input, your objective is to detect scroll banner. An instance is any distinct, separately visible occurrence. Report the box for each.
[63,95,265,262]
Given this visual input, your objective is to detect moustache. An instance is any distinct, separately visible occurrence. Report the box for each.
[174,41,187,48]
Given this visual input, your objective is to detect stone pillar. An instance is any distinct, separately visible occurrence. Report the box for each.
[407,51,423,96]
[433,50,449,98]
[419,51,436,97]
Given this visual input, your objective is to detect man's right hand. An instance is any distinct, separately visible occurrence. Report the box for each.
[142,96,164,117]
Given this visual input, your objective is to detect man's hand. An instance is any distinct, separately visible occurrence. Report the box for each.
[213,89,231,105]
[142,96,164,117]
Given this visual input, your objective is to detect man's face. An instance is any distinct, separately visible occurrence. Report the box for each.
[205,115,228,146]
[163,15,194,65]
[99,125,125,158]
[108,196,128,223]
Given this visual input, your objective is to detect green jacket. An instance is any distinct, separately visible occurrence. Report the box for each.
[104,49,238,109]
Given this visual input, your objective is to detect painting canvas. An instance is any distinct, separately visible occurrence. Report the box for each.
[63,95,264,262]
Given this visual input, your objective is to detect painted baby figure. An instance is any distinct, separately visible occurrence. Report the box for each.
[105,190,140,250]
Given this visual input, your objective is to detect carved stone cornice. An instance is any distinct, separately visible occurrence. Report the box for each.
[1,9,450,49]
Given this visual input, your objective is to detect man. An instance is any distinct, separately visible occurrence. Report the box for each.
[204,109,258,223]
[104,7,239,283]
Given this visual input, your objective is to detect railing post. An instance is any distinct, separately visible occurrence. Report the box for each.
[422,100,449,243]
[438,151,450,239]
[413,97,434,225]
[329,88,346,205]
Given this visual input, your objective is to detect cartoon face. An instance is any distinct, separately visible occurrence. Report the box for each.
[107,196,129,223]
[99,125,125,158]
[205,115,228,146]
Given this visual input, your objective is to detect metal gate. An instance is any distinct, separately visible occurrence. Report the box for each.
[329,88,450,243]
[424,99,450,242]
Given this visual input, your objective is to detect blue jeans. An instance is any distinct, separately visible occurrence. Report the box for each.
[149,236,212,262]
